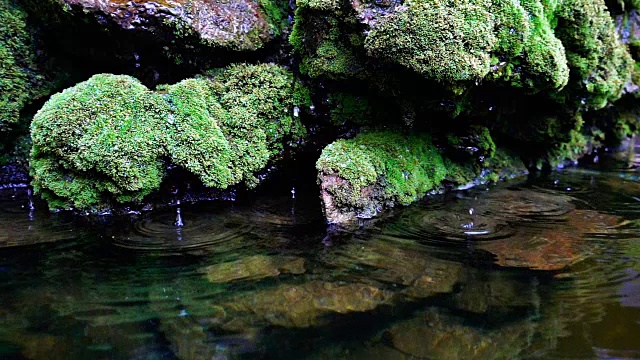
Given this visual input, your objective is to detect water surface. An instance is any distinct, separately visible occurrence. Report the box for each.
[1,165,640,359]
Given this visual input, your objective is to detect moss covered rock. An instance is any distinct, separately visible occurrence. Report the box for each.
[161,63,308,189]
[553,0,634,110]
[290,6,366,80]
[30,74,171,210]
[365,0,496,83]
[316,129,528,223]
[30,64,307,211]
[317,132,448,222]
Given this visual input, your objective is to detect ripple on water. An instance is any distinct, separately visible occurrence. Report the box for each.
[0,189,79,248]
[111,206,253,255]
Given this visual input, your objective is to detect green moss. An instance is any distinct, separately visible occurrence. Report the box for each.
[483,148,526,182]
[317,132,448,210]
[162,63,307,189]
[548,128,587,165]
[0,0,42,129]
[328,92,370,125]
[291,13,364,79]
[31,64,306,211]
[553,0,633,110]
[491,0,529,59]
[364,0,496,83]
[487,0,569,91]
[296,0,343,11]
[444,125,498,184]
[258,0,288,37]
[30,74,171,210]
[163,79,236,189]
[446,125,496,159]
[518,0,569,90]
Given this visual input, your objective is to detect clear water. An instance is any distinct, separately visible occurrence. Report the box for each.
[1,164,640,359]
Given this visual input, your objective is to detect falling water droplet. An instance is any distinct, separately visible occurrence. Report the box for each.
[27,188,35,212]
[175,200,184,227]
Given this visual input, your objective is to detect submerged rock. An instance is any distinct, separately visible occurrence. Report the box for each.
[323,236,463,299]
[203,255,305,283]
[382,307,536,359]
[221,281,394,328]
[479,209,622,270]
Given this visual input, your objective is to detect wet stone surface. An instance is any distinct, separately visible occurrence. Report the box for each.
[59,0,277,50]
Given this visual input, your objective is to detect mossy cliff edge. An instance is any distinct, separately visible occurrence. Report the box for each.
[0,0,638,222]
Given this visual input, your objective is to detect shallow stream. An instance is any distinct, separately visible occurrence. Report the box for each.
[1,163,640,359]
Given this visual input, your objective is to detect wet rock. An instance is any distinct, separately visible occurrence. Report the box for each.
[479,209,621,271]
[325,237,462,299]
[203,255,305,283]
[221,281,394,328]
[452,272,540,314]
[383,307,535,359]
[54,0,283,51]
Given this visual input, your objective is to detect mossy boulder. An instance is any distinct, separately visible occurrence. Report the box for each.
[365,0,496,83]
[30,64,307,211]
[553,0,634,110]
[30,74,171,211]
[316,130,528,223]
[488,0,569,91]
[161,63,308,189]
[316,132,448,223]
[290,7,366,80]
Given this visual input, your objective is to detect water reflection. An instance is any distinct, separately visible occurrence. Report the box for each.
[1,166,640,359]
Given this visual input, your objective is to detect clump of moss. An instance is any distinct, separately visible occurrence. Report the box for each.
[487,0,569,91]
[31,64,307,210]
[163,63,307,188]
[491,0,529,59]
[317,132,447,218]
[0,0,45,130]
[290,11,365,79]
[30,74,171,210]
[364,0,496,83]
[554,0,633,110]
[162,79,236,189]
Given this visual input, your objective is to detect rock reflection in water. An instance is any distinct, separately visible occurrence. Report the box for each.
[221,281,394,329]
[203,255,306,283]
[479,209,620,270]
